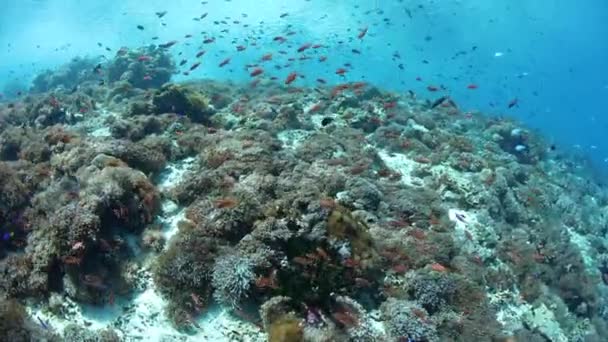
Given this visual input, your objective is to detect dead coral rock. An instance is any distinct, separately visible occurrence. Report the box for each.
[98,140,167,174]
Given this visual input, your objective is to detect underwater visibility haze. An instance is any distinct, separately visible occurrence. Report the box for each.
[1,0,608,341]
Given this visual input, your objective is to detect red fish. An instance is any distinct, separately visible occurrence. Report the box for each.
[467,84,478,89]
[508,98,518,108]
[308,102,323,113]
[335,68,347,75]
[297,43,312,52]
[383,101,397,109]
[285,72,297,85]
[352,82,366,89]
[250,68,263,77]
[261,53,272,61]
[358,26,368,39]
[190,62,201,71]
[236,45,246,51]
[219,58,231,67]
[427,85,439,92]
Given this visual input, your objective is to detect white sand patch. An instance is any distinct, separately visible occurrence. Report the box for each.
[156,157,197,191]
[567,228,596,271]
[159,205,185,243]
[86,108,119,137]
[376,149,420,187]
[277,129,312,149]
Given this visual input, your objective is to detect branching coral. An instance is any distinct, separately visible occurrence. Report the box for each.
[211,253,255,308]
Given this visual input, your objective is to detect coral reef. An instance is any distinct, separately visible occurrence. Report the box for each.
[2,47,608,342]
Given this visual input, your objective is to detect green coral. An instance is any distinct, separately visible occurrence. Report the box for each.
[152,84,214,123]
[327,205,379,268]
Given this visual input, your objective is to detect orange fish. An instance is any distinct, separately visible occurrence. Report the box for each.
[335,68,347,75]
[430,263,448,272]
[285,72,297,85]
[297,43,312,52]
[358,26,368,39]
[250,68,263,77]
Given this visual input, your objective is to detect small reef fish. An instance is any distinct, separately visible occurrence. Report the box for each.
[219,58,231,67]
[190,62,201,71]
[155,11,167,18]
[249,68,263,77]
[37,316,49,330]
[137,55,152,62]
[335,68,347,75]
[196,50,206,58]
[261,53,272,61]
[203,38,215,44]
[159,40,178,48]
[466,84,478,89]
[508,98,518,108]
[285,72,297,85]
[179,59,187,66]
[136,25,144,30]
[297,43,312,52]
[236,45,246,51]
[358,26,368,39]
[454,213,467,224]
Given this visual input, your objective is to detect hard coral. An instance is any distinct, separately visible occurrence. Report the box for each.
[211,253,255,308]
[381,298,438,342]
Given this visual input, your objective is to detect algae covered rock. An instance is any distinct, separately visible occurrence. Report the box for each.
[106,45,175,89]
[152,83,215,123]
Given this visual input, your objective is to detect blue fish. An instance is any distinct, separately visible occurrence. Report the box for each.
[1,232,11,241]
[37,316,49,330]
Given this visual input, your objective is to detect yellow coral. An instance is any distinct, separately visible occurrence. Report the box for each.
[268,315,303,342]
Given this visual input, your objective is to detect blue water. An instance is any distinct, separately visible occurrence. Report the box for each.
[1,0,607,168]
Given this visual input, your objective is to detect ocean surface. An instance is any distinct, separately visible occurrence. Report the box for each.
[0,1,607,341]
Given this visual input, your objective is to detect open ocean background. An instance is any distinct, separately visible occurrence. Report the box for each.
[1,0,607,171]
